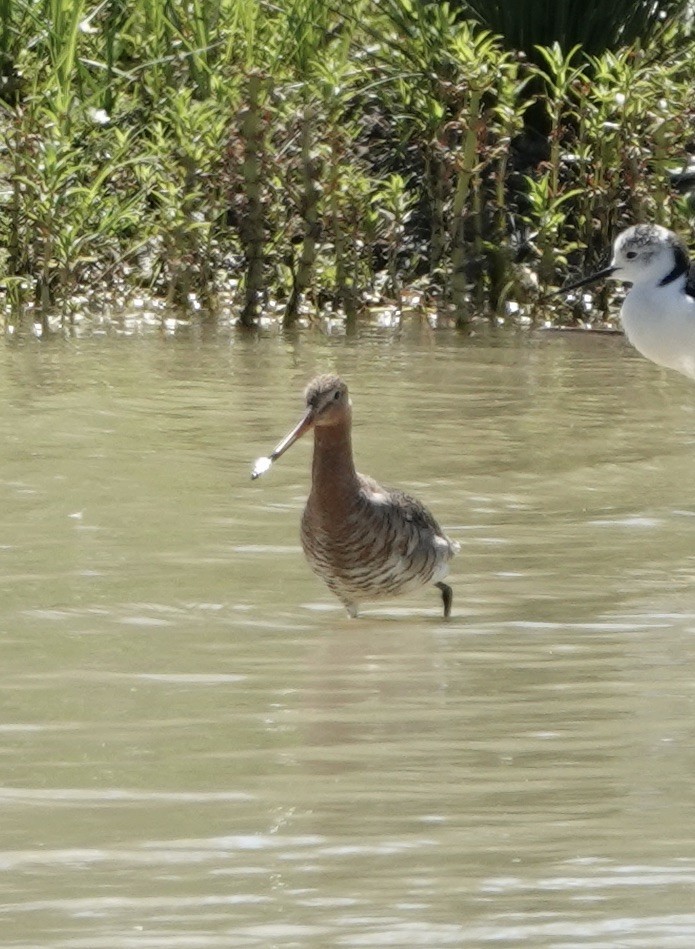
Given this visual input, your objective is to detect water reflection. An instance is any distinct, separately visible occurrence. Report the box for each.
[0,327,695,946]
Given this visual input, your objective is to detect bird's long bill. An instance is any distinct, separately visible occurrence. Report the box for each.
[551,265,616,297]
[267,407,315,464]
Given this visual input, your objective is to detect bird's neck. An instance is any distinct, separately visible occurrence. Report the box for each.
[629,273,687,303]
[310,422,359,508]
[659,246,690,288]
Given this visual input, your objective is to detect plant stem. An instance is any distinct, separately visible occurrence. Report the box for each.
[239,71,265,328]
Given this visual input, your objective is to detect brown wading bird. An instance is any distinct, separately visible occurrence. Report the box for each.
[252,374,459,618]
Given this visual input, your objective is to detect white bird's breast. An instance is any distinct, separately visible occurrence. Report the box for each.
[620,286,695,380]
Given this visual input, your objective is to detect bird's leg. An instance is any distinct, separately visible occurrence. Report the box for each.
[435,582,452,619]
[344,600,359,619]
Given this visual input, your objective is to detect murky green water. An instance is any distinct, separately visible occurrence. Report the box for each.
[1,323,695,947]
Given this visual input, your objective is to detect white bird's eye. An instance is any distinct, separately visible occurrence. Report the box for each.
[626,251,637,259]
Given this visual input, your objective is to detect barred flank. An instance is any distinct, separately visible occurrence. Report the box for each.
[301,475,456,607]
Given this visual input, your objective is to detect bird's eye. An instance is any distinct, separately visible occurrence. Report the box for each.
[333,391,340,400]
[626,251,637,259]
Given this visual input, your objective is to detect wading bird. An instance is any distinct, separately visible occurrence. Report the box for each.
[557,224,695,380]
[252,374,458,618]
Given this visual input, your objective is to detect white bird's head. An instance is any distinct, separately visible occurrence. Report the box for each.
[556,224,691,296]
[609,225,689,287]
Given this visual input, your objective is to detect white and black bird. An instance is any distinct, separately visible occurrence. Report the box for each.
[558,224,695,380]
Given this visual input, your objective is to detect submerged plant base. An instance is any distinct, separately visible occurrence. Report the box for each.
[0,289,623,341]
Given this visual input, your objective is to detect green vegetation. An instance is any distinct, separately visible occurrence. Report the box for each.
[0,0,692,329]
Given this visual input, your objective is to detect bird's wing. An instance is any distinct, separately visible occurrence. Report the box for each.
[359,474,449,538]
